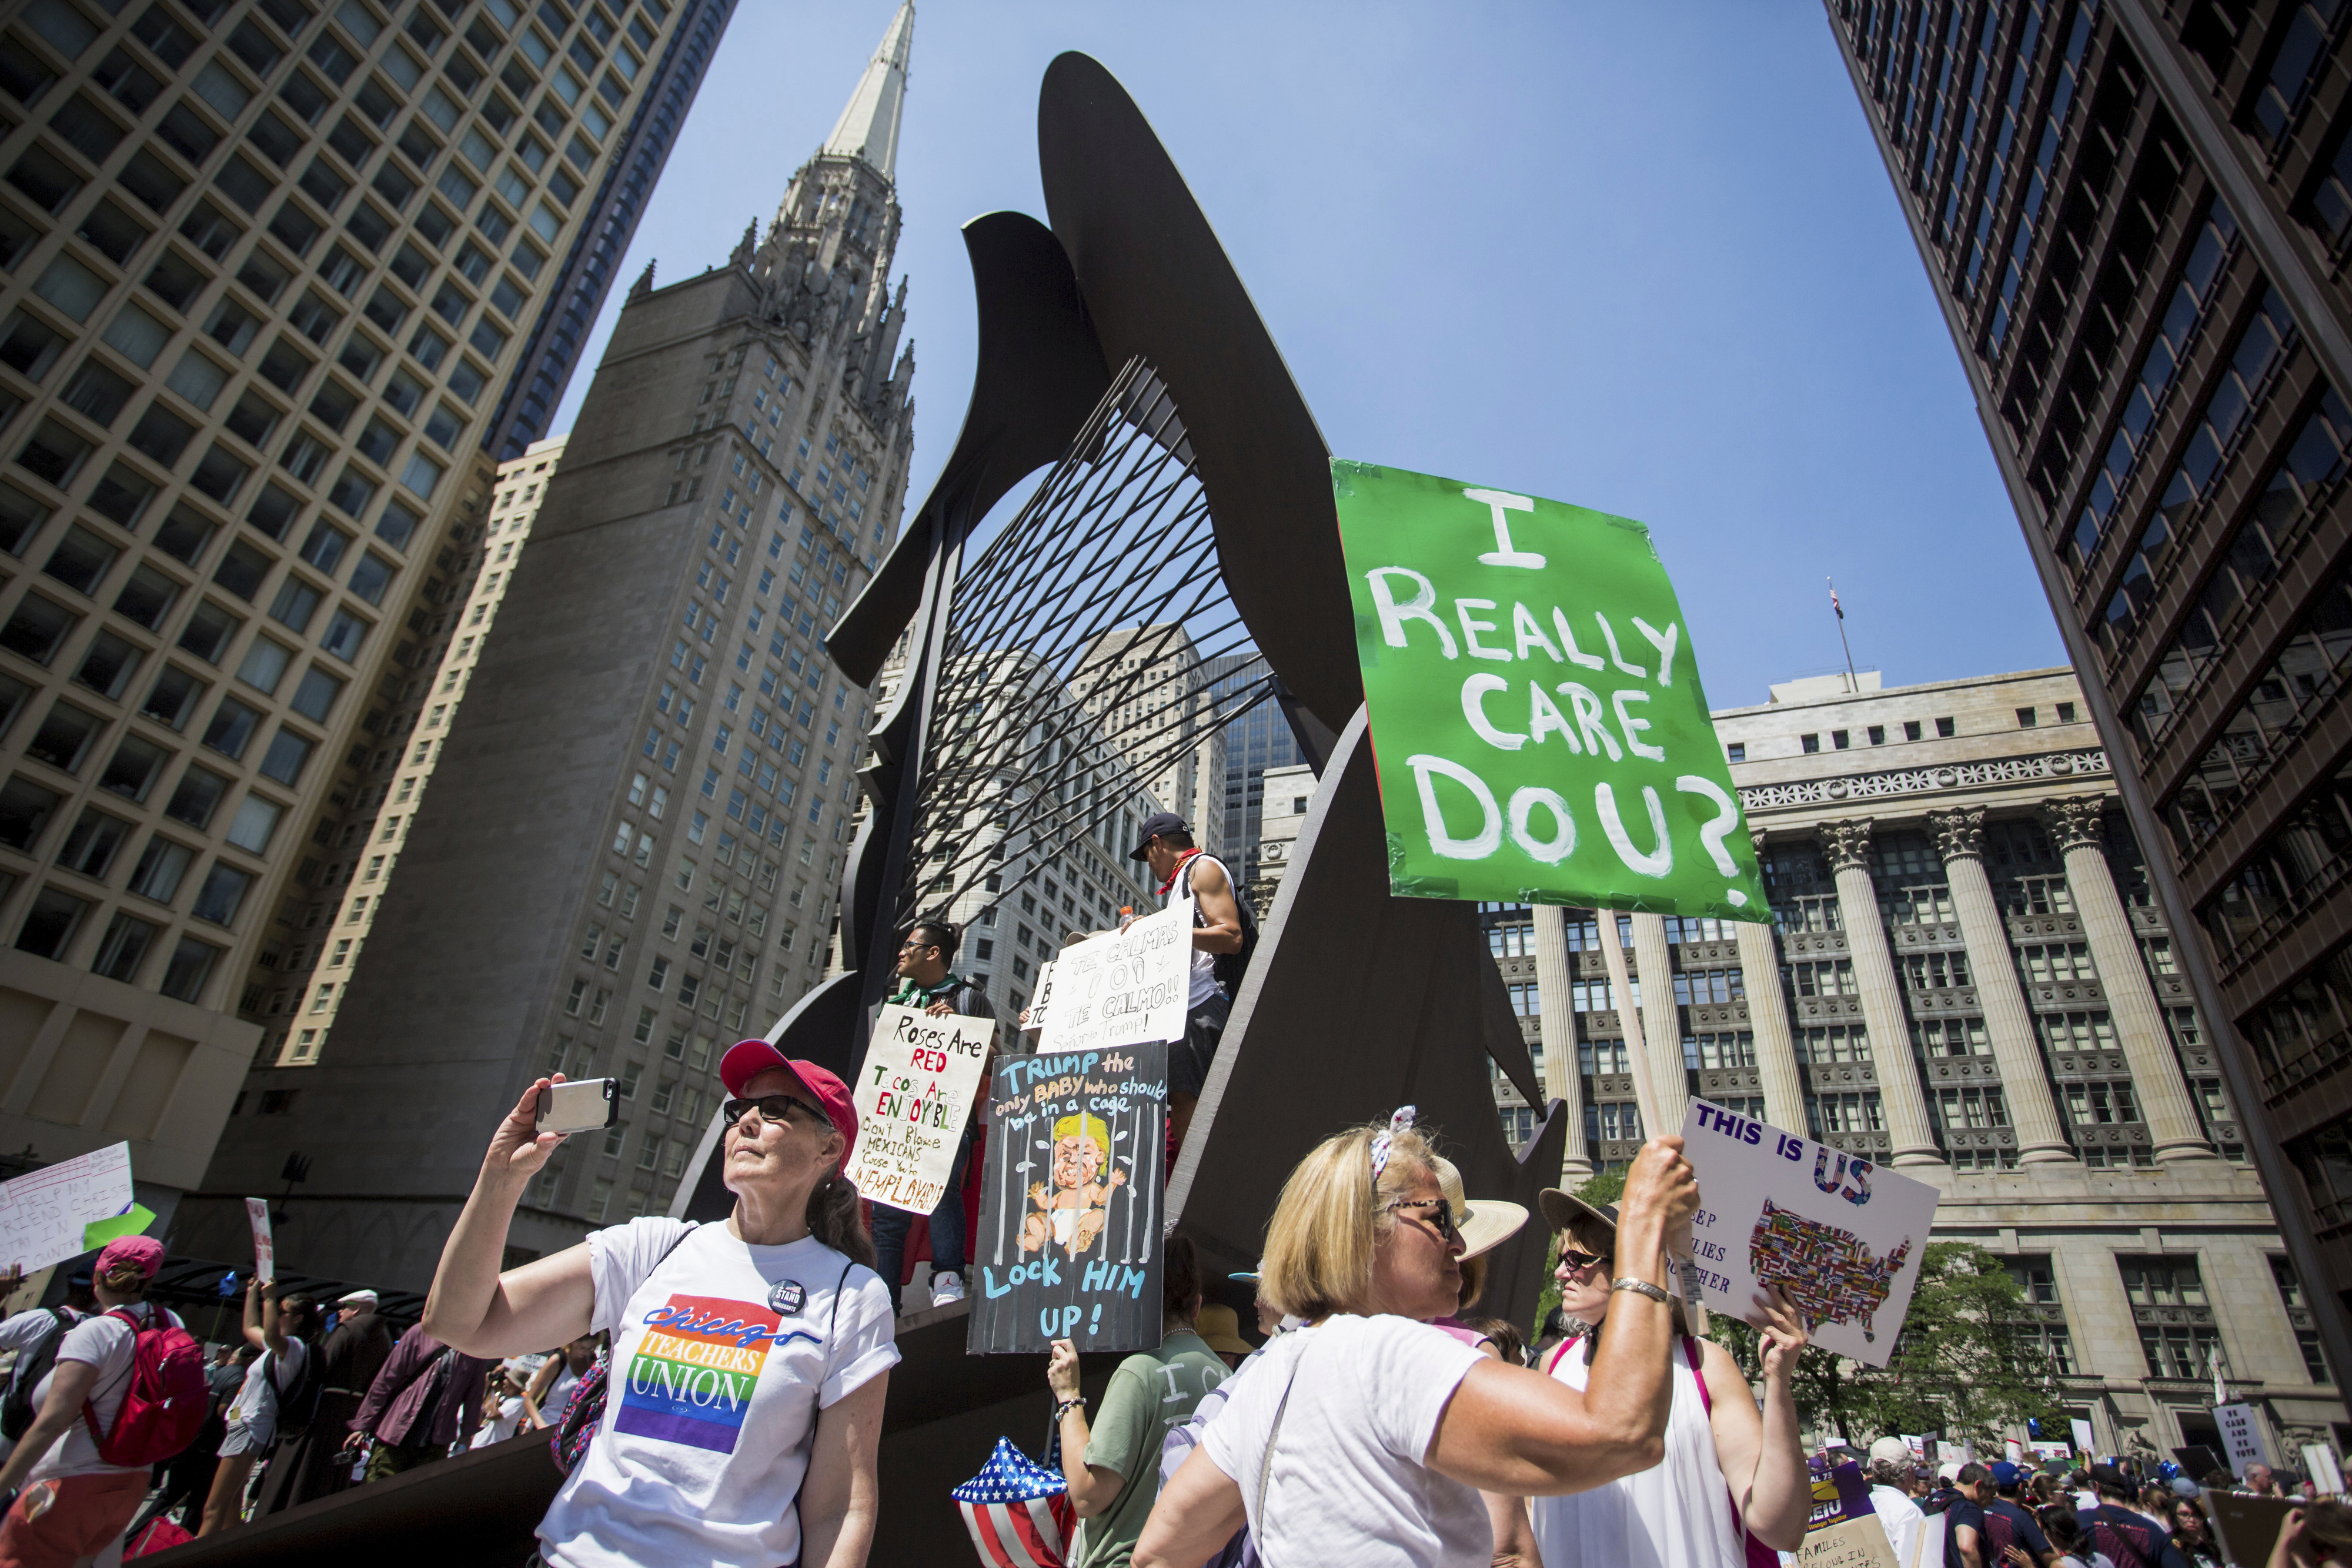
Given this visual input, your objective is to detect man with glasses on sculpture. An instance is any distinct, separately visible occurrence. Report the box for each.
[873,919,999,1315]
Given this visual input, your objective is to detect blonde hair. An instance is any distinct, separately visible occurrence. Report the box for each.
[1259,1122,1438,1319]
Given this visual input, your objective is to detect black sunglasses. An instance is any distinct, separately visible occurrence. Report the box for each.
[1383,1196,1462,1244]
[1557,1248,1613,1274]
[722,1094,829,1130]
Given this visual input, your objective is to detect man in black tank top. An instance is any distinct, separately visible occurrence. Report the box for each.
[1127,813,1244,1154]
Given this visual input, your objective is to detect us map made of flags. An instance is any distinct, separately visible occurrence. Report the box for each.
[1750,1197,1915,1343]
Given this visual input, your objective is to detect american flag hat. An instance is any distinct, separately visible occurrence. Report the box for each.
[951,1435,1076,1567]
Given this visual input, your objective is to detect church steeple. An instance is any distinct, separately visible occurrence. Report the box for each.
[823,2,913,182]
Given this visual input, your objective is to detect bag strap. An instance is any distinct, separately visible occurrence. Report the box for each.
[1682,1335,1711,1415]
[1542,1334,1585,1378]
[1254,1340,1307,1564]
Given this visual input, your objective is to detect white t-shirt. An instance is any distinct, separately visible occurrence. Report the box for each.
[542,1362,583,1427]
[29,1303,182,1481]
[226,1337,308,1440]
[536,1218,899,1568]
[0,1306,77,1359]
[471,1395,528,1449]
[1871,1483,1924,1568]
[1198,1314,1486,1567]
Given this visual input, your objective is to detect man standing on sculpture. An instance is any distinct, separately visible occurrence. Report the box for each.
[1127,812,1244,1152]
[256,1288,392,1512]
[871,918,998,1315]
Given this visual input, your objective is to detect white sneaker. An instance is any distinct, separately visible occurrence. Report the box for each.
[930,1272,967,1306]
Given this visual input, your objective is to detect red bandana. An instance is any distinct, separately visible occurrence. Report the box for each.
[1156,847,1203,898]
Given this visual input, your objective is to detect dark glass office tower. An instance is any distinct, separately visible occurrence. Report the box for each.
[1204,650,1299,885]
[1828,0,2352,1407]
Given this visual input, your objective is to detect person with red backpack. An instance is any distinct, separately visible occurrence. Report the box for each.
[0,1236,205,1568]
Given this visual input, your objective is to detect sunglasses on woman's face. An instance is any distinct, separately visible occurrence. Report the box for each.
[1382,1196,1462,1245]
[1556,1248,1613,1275]
[722,1094,828,1131]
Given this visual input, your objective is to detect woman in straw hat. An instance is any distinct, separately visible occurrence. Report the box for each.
[1135,1110,1698,1567]
[1525,1186,1812,1567]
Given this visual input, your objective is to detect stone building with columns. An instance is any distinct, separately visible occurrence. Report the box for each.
[1488,666,2346,1458]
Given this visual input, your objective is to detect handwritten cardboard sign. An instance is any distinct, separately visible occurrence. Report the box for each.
[967,1044,1167,1355]
[1031,900,1191,1055]
[1798,1516,1900,1568]
[245,1198,274,1284]
[1674,1101,1937,1367]
[0,1143,135,1273]
[844,1003,994,1216]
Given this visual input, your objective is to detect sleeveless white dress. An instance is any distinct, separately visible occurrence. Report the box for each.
[1526,1336,1749,1568]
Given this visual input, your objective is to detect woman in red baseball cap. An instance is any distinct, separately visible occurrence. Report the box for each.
[422,1043,896,1568]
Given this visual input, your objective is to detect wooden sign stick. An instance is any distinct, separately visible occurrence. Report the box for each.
[1595,908,1709,1335]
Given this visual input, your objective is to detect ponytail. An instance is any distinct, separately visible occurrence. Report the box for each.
[806,1172,875,1271]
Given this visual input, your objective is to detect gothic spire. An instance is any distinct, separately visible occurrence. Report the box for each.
[823,2,913,182]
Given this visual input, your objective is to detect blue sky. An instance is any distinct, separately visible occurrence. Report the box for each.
[550,2,2066,710]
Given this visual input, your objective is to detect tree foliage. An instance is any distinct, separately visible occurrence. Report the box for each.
[1709,1241,2067,1448]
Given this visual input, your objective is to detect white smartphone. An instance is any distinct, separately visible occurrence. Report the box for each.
[537,1078,617,1135]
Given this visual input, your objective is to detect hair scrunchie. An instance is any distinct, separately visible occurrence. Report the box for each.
[1370,1105,1416,1181]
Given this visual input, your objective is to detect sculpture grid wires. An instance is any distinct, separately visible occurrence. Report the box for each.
[897,356,1282,928]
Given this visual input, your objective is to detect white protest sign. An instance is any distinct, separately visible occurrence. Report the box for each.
[844,1004,995,1216]
[245,1198,274,1284]
[0,1143,134,1273]
[1027,959,1057,1034]
[2070,1417,2097,1454]
[1675,1101,1936,1367]
[1033,898,1191,1055]
[2301,1442,2344,1497]
[2217,1400,2272,1476]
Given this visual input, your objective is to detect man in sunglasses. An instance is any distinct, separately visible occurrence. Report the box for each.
[874,918,999,1315]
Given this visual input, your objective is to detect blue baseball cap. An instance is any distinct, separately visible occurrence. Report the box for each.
[1990,1461,2022,1487]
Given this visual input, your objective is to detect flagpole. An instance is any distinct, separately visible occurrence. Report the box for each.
[1596,907,1708,1335]
[1829,577,1858,694]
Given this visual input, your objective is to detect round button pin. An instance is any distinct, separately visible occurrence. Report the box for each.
[769,1279,807,1315]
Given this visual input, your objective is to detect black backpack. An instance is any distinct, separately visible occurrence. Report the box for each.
[272,1337,325,1430]
[1,1308,75,1439]
[1190,855,1258,996]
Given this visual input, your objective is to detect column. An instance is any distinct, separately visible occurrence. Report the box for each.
[1596,912,1651,1140]
[1927,805,2077,1165]
[1734,914,1809,1135]
[1530,905,1591,1181]
[1630,912,1690,1134]
[1819,820,1947,1169]
[2044,796,2216,1162]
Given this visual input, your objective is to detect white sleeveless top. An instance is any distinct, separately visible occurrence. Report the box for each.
[1527,1336,1748,1568]
[1162,852,1230,1008]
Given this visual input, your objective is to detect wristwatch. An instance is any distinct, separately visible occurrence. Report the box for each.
[1611,1278,1673,1306]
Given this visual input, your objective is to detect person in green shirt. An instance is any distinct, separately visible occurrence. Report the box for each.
[1046,1236,1227,1568]
[873,918,998,1313]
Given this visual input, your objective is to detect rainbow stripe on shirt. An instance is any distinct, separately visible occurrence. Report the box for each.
[613,1294,820,1453]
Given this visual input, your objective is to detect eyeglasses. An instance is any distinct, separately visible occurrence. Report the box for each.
[723,1094,828,1131]
[1382,1196,1462,1245]
[1556,1248,1613,1275]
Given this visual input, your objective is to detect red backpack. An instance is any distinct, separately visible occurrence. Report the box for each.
[81,1307,206,1466]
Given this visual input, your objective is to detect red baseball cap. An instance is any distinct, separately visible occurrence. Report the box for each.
[719,1041,857,1168]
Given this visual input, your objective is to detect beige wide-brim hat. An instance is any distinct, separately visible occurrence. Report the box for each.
[1194,1303,1252,1357]
[1537,1187,1620,1239]
[1428,1156,1528,1261]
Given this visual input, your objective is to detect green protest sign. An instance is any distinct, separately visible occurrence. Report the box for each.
[1332,459,1769,919]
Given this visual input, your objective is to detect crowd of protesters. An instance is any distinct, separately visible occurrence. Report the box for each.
[0,811,2333,1566]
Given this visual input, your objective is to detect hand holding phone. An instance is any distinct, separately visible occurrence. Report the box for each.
[537,1078,617,1135]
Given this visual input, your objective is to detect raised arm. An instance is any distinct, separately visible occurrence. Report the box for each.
[1699,1289,1811,1550]
[1425,1136,1696,1496]
[1185,858,1243,955]
[239,1276,267,1351]
[422,1077,596,1356]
